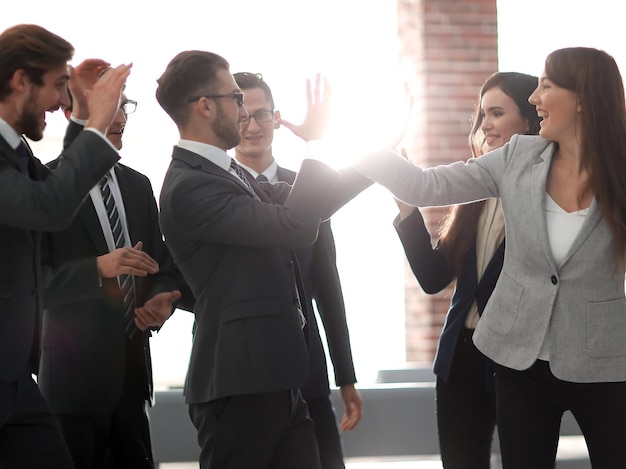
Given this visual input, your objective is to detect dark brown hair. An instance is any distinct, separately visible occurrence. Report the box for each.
[439,72,540,277]
[156,50,229,126]
[0,24,73,100]
[233,72,275,109]
[546,47,626,267]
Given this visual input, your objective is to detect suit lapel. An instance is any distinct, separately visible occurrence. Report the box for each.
[557,198,602,268]
[173,147,263,200]
[79,196,109,255]
[276,166,295,184]
[530,143,558,270]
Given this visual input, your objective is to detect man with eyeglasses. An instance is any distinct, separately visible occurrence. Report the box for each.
[156,50,371,469]
[233,71,363,469]
[38,60,192,469]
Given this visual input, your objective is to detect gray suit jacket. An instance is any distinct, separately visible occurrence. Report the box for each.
[355,134,626,383]
[160,147,371,404]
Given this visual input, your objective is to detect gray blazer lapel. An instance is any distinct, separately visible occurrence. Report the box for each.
[530,144,557,270]
[558,198,602,268]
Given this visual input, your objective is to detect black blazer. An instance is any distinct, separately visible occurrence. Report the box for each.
[159,147,370,404]
[38,122,191,414]
[394,208,504,383]
[276,166,356,399]
[0,129,118,382]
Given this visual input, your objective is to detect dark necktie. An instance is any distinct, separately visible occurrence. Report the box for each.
[99,174,137,338]
[229,158,254,192]
[256,174,269,183]
[16,141,30,175]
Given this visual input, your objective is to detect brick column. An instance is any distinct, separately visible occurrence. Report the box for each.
[397,0,498,362]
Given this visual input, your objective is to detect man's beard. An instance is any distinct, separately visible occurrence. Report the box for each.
[18,91,44,141]
[212,101,241,149]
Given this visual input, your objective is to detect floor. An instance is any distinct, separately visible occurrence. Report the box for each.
[158,435,590,468]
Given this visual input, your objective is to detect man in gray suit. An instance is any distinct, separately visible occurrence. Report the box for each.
[156,50,370,469]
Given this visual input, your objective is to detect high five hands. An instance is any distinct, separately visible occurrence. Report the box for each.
[280,73,332,142]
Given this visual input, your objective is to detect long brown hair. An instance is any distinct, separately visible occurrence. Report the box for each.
[545,47,626,269]
[439,72,540,277]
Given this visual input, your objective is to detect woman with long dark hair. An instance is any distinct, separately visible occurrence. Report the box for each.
[356,48,626,468]
[394,72,540,468]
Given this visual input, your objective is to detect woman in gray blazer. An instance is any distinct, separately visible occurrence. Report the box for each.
[355,47,626,468]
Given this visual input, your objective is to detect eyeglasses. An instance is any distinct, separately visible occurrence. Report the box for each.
[121,99,137,115]
[186,93,244,108]
[239,109,275,127]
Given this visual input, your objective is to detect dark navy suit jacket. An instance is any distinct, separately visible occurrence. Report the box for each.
[394,208,504,384]
[276,166,357,398]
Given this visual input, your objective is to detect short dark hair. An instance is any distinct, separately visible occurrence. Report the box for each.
[233,72,275,109]
[156,50,229,126]
[0,24,74,101]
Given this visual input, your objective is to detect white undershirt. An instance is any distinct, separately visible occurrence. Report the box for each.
[545,194,589,265]
[539,193,589,360]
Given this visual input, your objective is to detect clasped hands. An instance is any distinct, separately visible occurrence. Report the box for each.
[96,241,180,331]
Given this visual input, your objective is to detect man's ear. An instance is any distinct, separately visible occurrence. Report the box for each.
[11,69,30,94]
[273,109,281,129]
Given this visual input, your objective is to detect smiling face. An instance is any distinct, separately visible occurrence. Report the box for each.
[479,87,530,152]
[529,74,579,144]
[106,96,127,151]
[16,65,70,141]
[235,87,279,163]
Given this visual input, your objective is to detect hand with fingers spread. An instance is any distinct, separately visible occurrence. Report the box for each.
[68,58,111,119]
[280,73,332,142]
[85,62,133,135]
[134,290,182,330]
[96,241,158,278]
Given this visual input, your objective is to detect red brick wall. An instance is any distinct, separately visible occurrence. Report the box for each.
[397,0,498,362]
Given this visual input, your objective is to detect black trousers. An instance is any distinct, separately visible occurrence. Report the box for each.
[55,390,153,469]
[305,395,345,469]
[436,327,497,468]
[496,360,626,469]
[190,389,320,469]
[0,371,74,469]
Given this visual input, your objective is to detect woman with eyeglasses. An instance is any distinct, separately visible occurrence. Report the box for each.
[354,47,626,468]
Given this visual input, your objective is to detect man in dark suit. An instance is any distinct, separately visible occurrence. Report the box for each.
[0,25,130,469]
[156,50,370,469]
[233,72,363,469]
[39,63,192,469]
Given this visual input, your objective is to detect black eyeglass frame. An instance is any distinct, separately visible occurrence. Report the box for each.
[121,99,137,115]
[239,109,275,126]
[186,93,244,107]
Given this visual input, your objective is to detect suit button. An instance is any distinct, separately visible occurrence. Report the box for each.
[287,261,294,269]
[551,275,558,285]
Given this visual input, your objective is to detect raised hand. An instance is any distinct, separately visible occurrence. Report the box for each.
[68,58,111,119]
[280,73,332,142]
[84,62,132,135]
[96,241,158,278]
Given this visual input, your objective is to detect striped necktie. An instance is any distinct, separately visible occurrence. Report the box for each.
[99,174,137,338]
[230,158,254,192]
[256,174,269,183]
